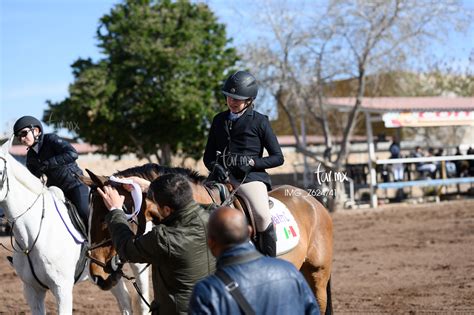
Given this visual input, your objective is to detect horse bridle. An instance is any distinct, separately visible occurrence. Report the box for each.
[0,156,10,201]
[0,155,48,288]
[86,186,151,309]
[86,186,139,268]
[0,155,46,251]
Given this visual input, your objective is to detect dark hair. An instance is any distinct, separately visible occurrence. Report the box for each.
[148,174,193,210]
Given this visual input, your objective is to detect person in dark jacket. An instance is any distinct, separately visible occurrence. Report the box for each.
[98,174,216,315]
[389,139,404,181]
[189,206,319,315]
[203,71,284,257]
[13,116,89,226]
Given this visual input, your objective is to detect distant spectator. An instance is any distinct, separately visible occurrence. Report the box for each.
[455,147,469,177]
[435,149,443,178]
[412,146,436,178]
[434,148,457,178]
[468,147,474,176]
[389,139,403,182]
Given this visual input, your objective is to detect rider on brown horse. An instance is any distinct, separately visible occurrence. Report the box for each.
[203,70,284,257]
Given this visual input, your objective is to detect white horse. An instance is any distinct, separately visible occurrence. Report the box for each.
[0,139,145,314]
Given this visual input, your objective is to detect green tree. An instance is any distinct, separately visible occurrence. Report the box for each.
[45,0,238,164]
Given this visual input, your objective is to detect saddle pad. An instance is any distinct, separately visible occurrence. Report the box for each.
[65,199,88,240]
[52,195,85,244]
[270,197,300,256]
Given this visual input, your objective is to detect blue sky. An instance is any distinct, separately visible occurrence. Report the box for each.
[1,0,473,138]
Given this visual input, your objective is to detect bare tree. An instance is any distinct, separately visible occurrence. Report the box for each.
[243,1,343,164]
[329,0,470,169]
[241,0,470,210]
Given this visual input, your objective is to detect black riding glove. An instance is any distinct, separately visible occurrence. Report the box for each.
[232,164,253,179]
[208,163,229,183]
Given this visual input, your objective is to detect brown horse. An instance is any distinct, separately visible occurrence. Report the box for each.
[84,163,333,314]
[80,165,205,289]
[81,171,153,289]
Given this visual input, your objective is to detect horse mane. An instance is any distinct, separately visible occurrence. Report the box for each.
[6,152,45,195]
[114,163,207,184]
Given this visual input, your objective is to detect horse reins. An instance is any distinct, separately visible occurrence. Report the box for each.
[5,186,49,289]
[87,187,152,309]
[221,171,250,207]
[0,156,10,200]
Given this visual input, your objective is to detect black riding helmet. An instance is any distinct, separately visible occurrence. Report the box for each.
[222,71,258,100]
[13,116,43,136]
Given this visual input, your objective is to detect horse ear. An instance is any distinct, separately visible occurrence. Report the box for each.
[85,169,107,187]
[78,174,95,187]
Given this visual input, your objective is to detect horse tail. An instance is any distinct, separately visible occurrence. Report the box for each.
[325,276,333,315]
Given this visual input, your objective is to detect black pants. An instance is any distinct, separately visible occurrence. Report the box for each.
[64,184,90,224]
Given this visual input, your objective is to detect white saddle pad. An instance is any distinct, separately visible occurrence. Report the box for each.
[48,186,65,202]
[51,194,85,244]
[270,197,300,256]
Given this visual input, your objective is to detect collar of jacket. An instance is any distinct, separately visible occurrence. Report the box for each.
[216,242,256,269]
[225,107,255,120]
[160,200,201,225]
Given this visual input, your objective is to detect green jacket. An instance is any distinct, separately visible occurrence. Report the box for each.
[106,201,215,315]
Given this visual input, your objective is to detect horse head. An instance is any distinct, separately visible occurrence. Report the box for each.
[79,163,219,290]
[0,137,14,202]
[80,167,159,290]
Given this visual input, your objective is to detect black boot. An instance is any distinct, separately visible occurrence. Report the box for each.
[257,223,277,257]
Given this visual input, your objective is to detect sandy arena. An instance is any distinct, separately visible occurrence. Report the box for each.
[1,199,473,314]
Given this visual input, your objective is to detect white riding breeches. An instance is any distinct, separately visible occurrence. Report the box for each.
[235,181,271,232]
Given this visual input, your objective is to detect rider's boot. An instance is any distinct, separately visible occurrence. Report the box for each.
[257,223,277,257]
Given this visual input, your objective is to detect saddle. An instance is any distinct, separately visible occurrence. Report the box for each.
[63,199,88,240]
[203,182,254,232]
[205,182,300,256]
[61,199,88,282]
[48,186,87,240]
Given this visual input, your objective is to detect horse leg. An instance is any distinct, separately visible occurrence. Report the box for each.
[131,220,152,315]
[23,285,47,315]
[300,262,332,314]
[110,278,133,315]
[130,263,150,315]
[50,283,74,315]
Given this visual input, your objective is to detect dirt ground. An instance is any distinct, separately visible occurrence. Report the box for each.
[1,199,473,314]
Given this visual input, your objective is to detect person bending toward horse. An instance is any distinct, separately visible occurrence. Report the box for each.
[189,206,320,315]
[13,116,90,228]
[203,70,284,257]
[98,173,215,315]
